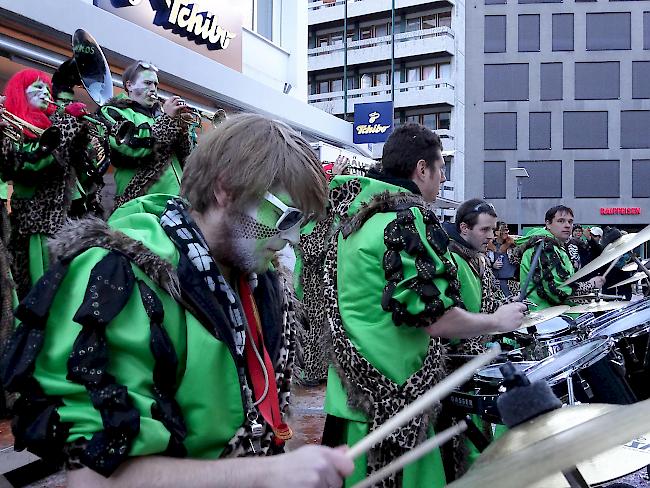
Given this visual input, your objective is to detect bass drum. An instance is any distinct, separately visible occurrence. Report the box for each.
[527,337,637,405]
[588,298,650,400]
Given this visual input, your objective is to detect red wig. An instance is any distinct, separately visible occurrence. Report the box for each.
[3,69,55,136]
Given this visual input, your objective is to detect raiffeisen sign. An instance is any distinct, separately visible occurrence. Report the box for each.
[94,0,243,71]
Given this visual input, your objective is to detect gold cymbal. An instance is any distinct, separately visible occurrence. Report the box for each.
[621,258,649,272]
[563,225,650,286]
[566,301,630,314]
[517,305,570,330]
[609,271,647,289]
[448,400,650,488]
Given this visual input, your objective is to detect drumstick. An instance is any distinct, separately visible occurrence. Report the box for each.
[518,242,544,302]
[351,421,468,488]
[601,259,617,279]
[346,345,501,461]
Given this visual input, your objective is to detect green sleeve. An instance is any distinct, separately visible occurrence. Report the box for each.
[384,207,459,324]
[7,140,60,184]
[32,249,181,459]
[100,105,153,164]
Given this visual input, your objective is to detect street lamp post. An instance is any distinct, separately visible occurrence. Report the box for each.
[509,167,530,236]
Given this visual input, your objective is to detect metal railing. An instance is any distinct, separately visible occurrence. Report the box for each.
[308,77,454,103]
[309,26,454,57]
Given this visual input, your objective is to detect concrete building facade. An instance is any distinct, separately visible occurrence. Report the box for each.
[465,0,650,231]
[307,0,466,204]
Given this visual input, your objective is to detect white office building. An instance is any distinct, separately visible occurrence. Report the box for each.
[306,0,466,206]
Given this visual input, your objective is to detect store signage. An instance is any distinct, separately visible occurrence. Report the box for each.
[600,207,641,215]
[353,101,393,144]
[94,0,243,71]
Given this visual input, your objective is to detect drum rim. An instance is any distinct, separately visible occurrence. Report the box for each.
[588,310,650,340]
[475,361,539,383]
[527,337,611,384]
[583,298,650,332]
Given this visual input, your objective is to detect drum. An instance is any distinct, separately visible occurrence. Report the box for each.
[474,361,538,392]
[588,299,650,400]
[580,297,650,333]
[514,316,582,361]
[527,337,637,405]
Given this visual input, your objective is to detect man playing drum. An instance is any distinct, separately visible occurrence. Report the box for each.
[319,123,526,487]
[517,205,605,311]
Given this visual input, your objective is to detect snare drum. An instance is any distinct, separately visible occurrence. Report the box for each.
[527,337,637,405]
[514,316,582,361]
[588,299,650,400]
[474,361,538,392]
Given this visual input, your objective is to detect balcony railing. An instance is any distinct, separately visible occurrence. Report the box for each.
[308,77,454,104]
[309,27,454,58]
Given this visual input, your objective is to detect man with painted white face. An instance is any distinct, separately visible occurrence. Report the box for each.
[99,60,194,212]
[517,205,605,311]
[3,114,354,487]
[318,123,526,486]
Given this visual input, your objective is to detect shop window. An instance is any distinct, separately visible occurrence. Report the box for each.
[574,161,620,198]
[484,112,517,150]
[575,62,620,100]
[484,162,506,199]
[484,64,529,102]
[563,111,608,149]
[529,112,551,150]
[485,15,507,53]
[518,161,562,198]
[541,63,563,101]
[632,62,650,99]
[518,15,540,52]
[620,111,650,149]
[552,14,574,52]
[632,160,650,197]
[586,13,631,51]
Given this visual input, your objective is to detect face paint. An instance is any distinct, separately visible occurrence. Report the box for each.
[228,192,303,273]
[55,90,75,107]
[25,80,51,111]
[127,70,159,108]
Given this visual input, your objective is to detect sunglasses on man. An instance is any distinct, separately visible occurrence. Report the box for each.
[263,192,304,233]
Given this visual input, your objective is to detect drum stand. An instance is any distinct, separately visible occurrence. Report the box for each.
[632,256,650,296]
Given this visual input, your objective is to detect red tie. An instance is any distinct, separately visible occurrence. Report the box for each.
[239,276,293,445]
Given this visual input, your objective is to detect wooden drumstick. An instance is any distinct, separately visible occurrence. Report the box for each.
[351,421,468,488]
[346,345,501,461]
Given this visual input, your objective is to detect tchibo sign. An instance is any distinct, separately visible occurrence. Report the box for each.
[94,0,243,71]
[353,101,394,144]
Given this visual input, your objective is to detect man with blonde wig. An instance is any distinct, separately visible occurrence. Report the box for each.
[2,113,354,487]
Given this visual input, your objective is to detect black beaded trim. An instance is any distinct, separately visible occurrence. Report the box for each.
[525,237,577,304]
[137,280,187,458]
[2,260,72,463]
[67,251,140,477]
[382,207,461,327]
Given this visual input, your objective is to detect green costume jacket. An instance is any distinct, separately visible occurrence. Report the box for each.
[0,113,89,297]
[321,174,463,487]
[3,194,298,477]
[517,228,594,311]
[99,94,193,211]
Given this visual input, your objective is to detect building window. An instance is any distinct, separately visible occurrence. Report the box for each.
[256,0,273,41]
[620,111,650,149]
[529,112,551,150]
[632,160,650,197]
[331,79,343,92]
[404,112,451,130]
[439,112,451,130]
[586,13,631,51]
[486,0,506,5]
[485,16,507,53]
[644,12,650,50]
[484,112,517,150]
[575,62,620,100]
[552,14,574,52]
[540,63,563,101]
[518,161,563,198]
[519,15,540,52]
[484,64,529,102]
[406,17,422,32]
[519,0,561,4]
[563,111,608,149]
[633,62,650,99]
[438,12,452,28]
[484,161,506,199]
[574,161,620,198]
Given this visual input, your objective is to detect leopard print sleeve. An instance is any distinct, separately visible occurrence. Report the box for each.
[151,114,183,149]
